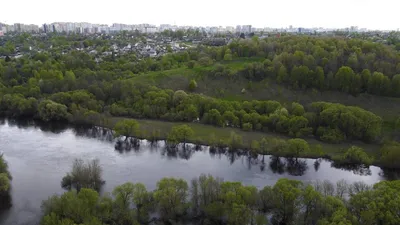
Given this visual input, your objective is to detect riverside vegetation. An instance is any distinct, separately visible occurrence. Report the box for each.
[0,155,11,210]
[0,34,400,168]
[40,159,400,225]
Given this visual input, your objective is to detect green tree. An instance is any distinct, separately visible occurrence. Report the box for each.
[290,102,305,116]
[287,138,310,158]
[228,131,243,150]
[224,49,233,61]
[167,124,194,148]
[38,100,69,122]
[154,178,189,221]
[271,178,302,225]
[61,159,104,192]
[277,65,288,83]
[339,146,373,165]
[114,119,140,137]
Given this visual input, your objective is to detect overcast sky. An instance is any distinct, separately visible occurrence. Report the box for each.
[1,0,398,30]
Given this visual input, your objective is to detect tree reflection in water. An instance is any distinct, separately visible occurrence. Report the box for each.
[73,126,114,142]
[379,168,400,180]
[268,156,309,176]
[114,137,141,153]
[314,159,321,172]
[285,158,308,176]
[5,118,69,134]
[330,162,372,176]
[269,156,286,174]
[10,120,394,178]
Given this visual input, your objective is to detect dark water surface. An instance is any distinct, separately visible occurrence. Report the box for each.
[0,120,394,225]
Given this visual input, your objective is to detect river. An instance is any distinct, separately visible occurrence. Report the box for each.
[0,119,396,225]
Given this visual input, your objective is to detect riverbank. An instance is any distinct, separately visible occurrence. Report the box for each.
[1,115,383,165]
[92,116,381,160]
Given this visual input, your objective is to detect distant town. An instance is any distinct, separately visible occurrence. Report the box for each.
[0,21,389,36]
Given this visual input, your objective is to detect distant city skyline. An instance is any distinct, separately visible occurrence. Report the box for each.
[1,0,399,31]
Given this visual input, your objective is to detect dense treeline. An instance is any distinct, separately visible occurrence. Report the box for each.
[41,173,400,225]
[0,82,383,143]
[1,35,400,97]
[0,155,12,209]
[230,36,400,97]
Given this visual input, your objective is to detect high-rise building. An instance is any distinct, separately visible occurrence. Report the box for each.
[241,25,252,34]
[236,25,241,33]
[14,23,22,32]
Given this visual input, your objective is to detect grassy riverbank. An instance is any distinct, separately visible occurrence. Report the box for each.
[98,116,381,160]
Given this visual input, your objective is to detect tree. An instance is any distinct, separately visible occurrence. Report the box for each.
[61,158,105,192]
[154,177,189,221]
[228,131,243,150]
[41,188,104,225]
[114,119,140,137]
[38,100,69,122]
[188,79,197,92]
[271,178,302,225]
[173,90,188,106]
[167,124,194,148]
[339,146,373,165]
[112,182,153,223]
[287,138,310,158]
[224,49,233,61]
[277,65,288,83]
[290,102,305,116]
[301,185,323,225]
[380,141,400,168]
[288,116,309,137]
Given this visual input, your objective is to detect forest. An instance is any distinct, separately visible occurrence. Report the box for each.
[41,158,400,225]
[0,33,400,168]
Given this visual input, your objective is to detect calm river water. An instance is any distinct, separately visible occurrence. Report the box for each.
[0,119,395,225]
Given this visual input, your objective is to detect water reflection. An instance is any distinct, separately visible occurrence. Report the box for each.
[379,168,400,180]
[0,119,395,225]
[2,119,396,178]
[331,162,372,176]
[4,118,69,134]
[267,157,309,176]
[36,124,382,177]
[0,193,12,210]
[314,159,321,171]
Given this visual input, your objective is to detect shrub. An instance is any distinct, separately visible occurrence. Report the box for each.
[188,79,197,92]
[242,122,253,131]
[317,127,346,143]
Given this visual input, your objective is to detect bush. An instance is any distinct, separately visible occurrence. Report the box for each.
[198,56,213,66]
[187,60,196,69]
[380,141,400,168]
[188,79,197,92]
[317,127,346,143]
[242,122,253,131]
